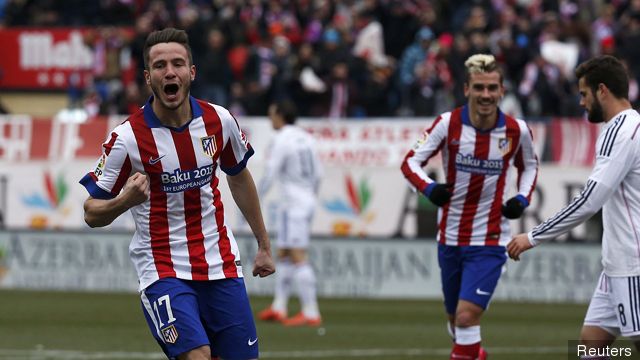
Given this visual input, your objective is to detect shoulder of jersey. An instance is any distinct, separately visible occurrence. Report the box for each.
[619,110,640,132]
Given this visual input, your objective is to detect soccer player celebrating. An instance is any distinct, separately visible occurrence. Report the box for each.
[401,54,539,360]
[257,100,323,326]
[508,55,640,357]
[80,28,275,360]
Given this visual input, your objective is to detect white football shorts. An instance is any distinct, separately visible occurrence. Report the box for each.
[584,271,640,337]
[276,208,312,249]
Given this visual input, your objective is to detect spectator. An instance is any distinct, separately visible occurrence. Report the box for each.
[322,61,358,119]
[197,28,233,107]
[290,42,324,117]
[4,1,640,118]
[351,7,386,69]
[398,26,434,115]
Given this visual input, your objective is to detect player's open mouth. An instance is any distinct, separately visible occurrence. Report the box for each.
[164,83,179,100]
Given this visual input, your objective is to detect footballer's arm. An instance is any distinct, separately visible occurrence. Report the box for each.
[227,167,275,278]
[83,172,149,228]
[508,179,611,260]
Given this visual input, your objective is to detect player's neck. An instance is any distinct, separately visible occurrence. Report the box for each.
[469,113,497,131]
[604,99,632,123]
[152,99,192,128]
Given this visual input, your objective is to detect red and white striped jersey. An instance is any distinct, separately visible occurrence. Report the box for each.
[80,96,253,291]
[401,105,538,246]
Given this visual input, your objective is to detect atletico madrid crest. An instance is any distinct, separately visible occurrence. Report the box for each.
[498,137,512,155]
[201,135,217,158]
[161,324,179,344]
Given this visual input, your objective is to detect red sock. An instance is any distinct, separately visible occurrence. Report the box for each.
[450,342,480,360]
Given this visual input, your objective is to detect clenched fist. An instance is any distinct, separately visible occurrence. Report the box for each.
[120,172,150,207]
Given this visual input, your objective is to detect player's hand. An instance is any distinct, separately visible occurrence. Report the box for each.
[507,233,533,261]
[253,247,276,278]
[501,195,528,219]
[119,172,150,208]
[424,183,453,207]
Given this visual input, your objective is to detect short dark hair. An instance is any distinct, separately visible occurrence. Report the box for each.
[273,100,298,125]
[575,55,629,100]
[143,28,193,70]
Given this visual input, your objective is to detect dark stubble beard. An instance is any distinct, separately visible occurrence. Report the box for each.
[587,97,605,123]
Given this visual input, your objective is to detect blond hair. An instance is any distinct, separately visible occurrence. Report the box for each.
[464,54,502,83]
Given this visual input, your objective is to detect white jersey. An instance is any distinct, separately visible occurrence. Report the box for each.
[259,125,322,214]
[80,96,252,291]
[530,109,640,276]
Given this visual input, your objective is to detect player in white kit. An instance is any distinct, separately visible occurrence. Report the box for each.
[257,100,323,326]
[508,55,640,357]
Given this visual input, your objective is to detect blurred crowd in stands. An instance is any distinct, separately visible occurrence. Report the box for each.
[2,0,640,119]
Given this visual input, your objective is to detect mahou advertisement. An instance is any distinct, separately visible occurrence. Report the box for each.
[0,27,133,90]
[0,28,93,89]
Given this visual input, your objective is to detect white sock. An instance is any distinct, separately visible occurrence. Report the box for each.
[293,262,320,318]
[272,260,294,313]
[455,325,481,345]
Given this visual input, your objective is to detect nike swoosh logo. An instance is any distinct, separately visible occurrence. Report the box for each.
[248,338,258,346]
[476,288,491,296]
[149,155,166,165]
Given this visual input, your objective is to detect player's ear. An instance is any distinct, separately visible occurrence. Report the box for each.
[597,83,607,97]
[144,70,151,85]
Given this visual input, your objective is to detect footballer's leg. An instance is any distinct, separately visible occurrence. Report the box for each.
[140,278,211,360]
[451,300,484,359]
[259,209,293,322]
[451,245,506,360]
[177,346,211,360]
[198,278,259,360]
[438,244,463,346]
[580,272,621,359]
[282,212,321,326]
[283,247,321,326]
[580,325,616,349]
[258,247,292,322]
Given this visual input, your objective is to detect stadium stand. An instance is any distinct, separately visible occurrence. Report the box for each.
[2,0,639,118]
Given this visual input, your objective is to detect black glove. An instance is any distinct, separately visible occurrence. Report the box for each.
[424,183,453,207]
[501,195,528,219]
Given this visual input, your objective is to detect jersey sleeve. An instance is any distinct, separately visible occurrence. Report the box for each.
[400,116,448,193]
[218,109,254,175]
[79,130,132,200]
[514,121,539,203]
[529,120,634,244]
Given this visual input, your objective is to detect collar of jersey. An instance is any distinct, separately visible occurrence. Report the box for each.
[461,104,505,132]
[143,95,203,131]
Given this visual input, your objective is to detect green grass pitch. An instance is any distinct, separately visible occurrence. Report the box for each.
[0,290,588,359]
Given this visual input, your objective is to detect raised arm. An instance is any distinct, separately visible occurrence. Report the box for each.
[83,172,149,227]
